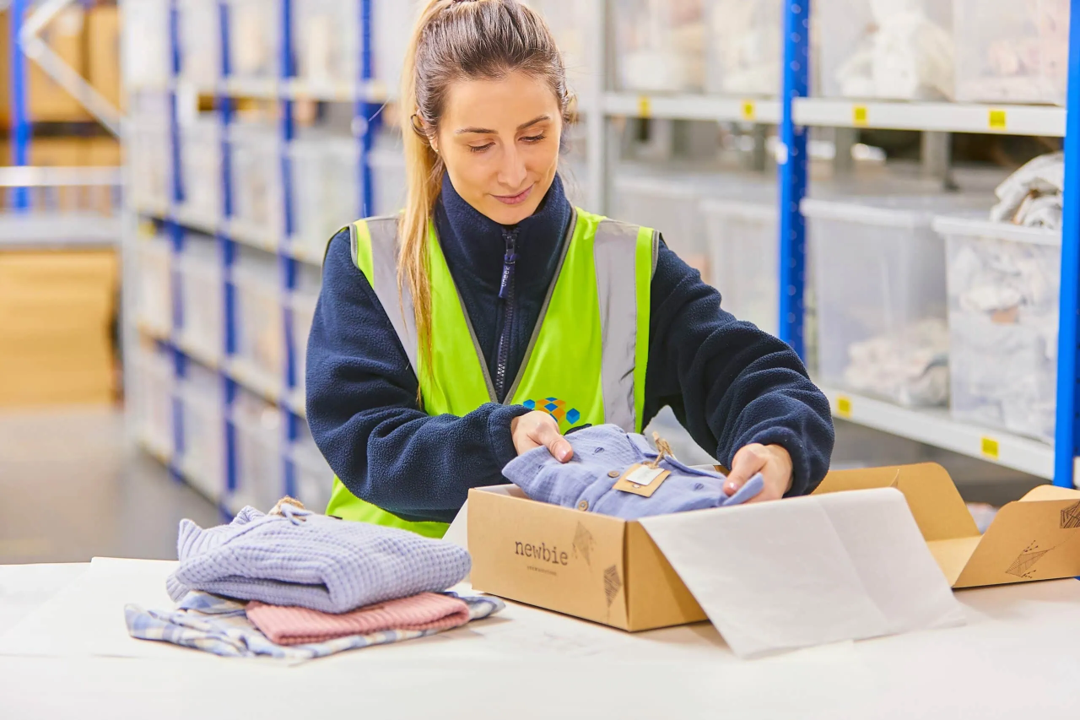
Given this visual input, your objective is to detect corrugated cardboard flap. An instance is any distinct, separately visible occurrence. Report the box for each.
[814,463,980,542]
[952,487,1080,588]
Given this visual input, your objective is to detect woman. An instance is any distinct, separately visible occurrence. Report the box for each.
[307,0,834,537]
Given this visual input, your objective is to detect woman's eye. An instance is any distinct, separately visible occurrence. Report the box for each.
[522,134,546,143]
[469,143,494,153]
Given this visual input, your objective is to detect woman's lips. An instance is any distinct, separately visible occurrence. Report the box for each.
[492,184,534,206]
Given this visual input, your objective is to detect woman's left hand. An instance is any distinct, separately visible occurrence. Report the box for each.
[722,443,793,503]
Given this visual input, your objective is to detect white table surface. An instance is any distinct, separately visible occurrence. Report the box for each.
[1,559,1079,719]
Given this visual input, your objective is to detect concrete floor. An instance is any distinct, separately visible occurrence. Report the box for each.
[0,406,1045,565]
[0,407,219,565]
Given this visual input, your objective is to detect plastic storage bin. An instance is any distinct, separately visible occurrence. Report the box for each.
[123,0,171,89]
[229,389,284,514]
[613,173,710,281]
[293,421,334,513]
[936,217,1060,443]
[705,0,782,96]
[370,145,407,217]
[177,0,220,87]
[530,0,594,90]
[179,361,225,501]
[230,124,282,240]
[288,291,318,397]
[178,120,222,221]
[176,242,224,360]
[613,170,770,285]
[224,0,281,83]
[136,236,173,336]
[613,0,705,93]
[289,137,359,258]
[954,0,1070,105]
[232,259,285,389]
[130,122,171,212]
[818,0,954,100]
[134,346,174,458]
[296,0,358,89]
[805,195,987,407]
[370,0,421,96]
[701,196,778,335]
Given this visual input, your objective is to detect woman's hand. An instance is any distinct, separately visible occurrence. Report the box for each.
[511,411,573,462]
[723,443,793,503]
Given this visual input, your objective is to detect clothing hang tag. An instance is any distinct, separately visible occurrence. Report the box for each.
[613,463,671,498]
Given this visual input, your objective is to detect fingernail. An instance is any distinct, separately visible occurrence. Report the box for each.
[725,481,739,493]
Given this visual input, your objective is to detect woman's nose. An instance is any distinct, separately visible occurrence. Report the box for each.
[497,144,528,190]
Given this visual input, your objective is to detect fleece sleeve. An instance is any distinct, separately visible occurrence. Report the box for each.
[642,240,835,496]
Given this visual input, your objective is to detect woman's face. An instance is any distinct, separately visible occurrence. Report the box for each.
[433,70,562,226]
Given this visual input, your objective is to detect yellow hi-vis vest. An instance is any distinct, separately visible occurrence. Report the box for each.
[323,208,657,537]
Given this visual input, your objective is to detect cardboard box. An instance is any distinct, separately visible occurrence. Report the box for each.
[86,6,121,110]
[0,250,118,407]
[468,485,706,632]
[467,462,1080,632]
[0,6,91,124]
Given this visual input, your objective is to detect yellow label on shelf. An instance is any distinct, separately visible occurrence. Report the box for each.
[852,105,868,126]
[138,220,157,238]
[836,396,853,418]
[988,109,1007,130]
[637,96,652,118]
[741,100,756,121]
[981,437,1001,460]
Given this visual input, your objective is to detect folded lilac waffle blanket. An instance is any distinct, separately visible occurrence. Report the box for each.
[166,504,472,613]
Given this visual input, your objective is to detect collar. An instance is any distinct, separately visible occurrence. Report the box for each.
[433,172,573,293]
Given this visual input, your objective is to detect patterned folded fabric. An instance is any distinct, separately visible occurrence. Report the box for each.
[125,591,503,662]
[166,504,472,613]
[246,593,471,646]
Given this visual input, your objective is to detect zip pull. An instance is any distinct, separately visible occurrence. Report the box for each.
[498,229,518,300]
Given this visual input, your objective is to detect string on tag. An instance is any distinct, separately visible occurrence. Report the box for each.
[647,432,675,469]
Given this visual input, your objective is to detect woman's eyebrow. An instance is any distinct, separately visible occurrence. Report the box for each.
[455,115,551,135]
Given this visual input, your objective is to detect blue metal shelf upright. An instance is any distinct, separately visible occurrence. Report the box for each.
[8,0,31,210]
[1052,0,1080,487]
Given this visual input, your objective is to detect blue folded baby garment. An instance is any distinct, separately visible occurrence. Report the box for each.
[503,424,765,520]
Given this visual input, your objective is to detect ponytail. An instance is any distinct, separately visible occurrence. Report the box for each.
[397,0,572,400]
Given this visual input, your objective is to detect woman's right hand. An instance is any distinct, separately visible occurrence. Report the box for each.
[510,411,573,462]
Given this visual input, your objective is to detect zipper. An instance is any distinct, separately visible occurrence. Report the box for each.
[494,228,519,402]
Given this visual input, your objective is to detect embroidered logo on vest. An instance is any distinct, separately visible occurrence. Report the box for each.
[523,397,582,431]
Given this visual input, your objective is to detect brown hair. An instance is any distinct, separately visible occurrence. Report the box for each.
[398,0,572,396]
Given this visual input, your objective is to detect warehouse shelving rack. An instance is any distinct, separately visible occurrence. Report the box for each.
[3,0,123,240]
[589,0,1080,487]
[125,0,393,514]
[125,0,1080,506]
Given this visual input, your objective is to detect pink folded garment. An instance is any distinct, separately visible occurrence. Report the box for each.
[246,592,472,646]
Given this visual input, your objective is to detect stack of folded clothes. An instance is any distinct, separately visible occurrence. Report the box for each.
[125,499,502,661]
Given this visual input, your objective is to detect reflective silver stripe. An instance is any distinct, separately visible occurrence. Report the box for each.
[594,218,648,432]
[365,217,420,374]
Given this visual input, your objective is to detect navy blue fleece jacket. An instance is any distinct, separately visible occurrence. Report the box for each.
[306,173,834,523]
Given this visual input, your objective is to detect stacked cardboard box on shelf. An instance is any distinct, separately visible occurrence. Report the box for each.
[0,3,120,124]
[0,6,91,124]
[0,250,119,406]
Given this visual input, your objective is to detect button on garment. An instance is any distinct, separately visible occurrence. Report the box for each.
[502,424,765,520]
